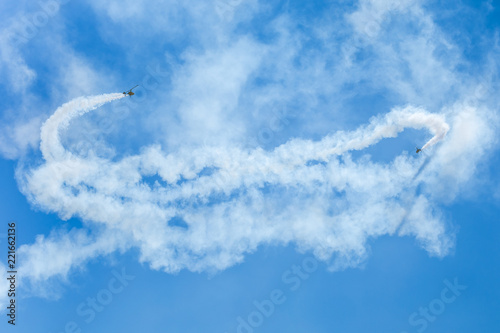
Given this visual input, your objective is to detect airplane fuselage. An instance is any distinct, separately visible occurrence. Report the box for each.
[123,85,139,97]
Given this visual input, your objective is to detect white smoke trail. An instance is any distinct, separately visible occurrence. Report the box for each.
[40,93,125,161]
[421,123,449,150]
[19,98,452,284]
[35,101,451,207]
[135,106,450,202]
[39,94,448,172]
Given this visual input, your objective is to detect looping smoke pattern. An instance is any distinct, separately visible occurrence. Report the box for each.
[19,93,451,282]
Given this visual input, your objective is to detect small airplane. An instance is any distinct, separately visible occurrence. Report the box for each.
[416,147,422,154]
[123,85,139,96]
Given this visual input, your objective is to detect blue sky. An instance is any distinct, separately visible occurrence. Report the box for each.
[1,0,499,332]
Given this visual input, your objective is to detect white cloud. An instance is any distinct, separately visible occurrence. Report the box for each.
[0,31,36,92]
[166,37,267,147]
[423,104,498,201]
[0,116,42,159]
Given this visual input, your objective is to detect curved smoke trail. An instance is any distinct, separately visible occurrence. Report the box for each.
[40,93,125,161]
[39,94,448,167]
